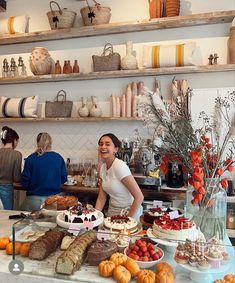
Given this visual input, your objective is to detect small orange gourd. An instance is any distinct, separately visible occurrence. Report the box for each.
[224,274,235,283]
[124,258,140,277]
[137,269,155,283]
[110,252,127,266]
[20,243,31,257]
[113,265,131,283]
[155,270,174,283]
[0,237,10,249]
[5,242,22,255]
[98,260,115,277]
[156,262,174,274]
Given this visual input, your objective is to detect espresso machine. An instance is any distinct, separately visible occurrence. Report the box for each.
[133,143,161,189]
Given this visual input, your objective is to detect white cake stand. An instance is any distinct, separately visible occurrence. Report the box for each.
[179,261,231,283]
[56,210,104,229]
[146,228,177,252]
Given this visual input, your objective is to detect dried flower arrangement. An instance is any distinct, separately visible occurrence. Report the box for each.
[140,80,235,207]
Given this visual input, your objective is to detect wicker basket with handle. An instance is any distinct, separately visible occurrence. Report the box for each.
[80,0,111,26]
[47,1,76,30]
[92,43,121,72]
[45,90,73,118]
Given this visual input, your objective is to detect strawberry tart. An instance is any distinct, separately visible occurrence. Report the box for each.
[103,215,139,234]
[152,214,197,241]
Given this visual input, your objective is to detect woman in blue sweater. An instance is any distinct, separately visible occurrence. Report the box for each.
[21,132,67,211]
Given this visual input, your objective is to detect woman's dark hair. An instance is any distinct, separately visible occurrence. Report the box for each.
[98,133,121,148]
[1,126,19,147]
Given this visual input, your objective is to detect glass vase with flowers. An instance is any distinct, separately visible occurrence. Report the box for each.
[139,81,235,240]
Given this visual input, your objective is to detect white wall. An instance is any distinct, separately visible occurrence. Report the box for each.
[0,0,235,163]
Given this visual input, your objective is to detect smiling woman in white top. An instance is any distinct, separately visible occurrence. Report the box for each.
[95,133,144,221]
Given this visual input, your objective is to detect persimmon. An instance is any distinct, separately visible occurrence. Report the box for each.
[20,243,31,257]
[0,237,10,249]
[5,242,22,255]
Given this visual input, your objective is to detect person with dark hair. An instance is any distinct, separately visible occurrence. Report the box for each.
[21,132,67,211]
[0,126,22,209]
[95,133,144,220]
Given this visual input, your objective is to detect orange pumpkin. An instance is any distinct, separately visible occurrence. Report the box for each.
[0,237,10,249]
[20,243,31,257]
[5,242,22,255]
[124,258,140,277]
[113,265,131,283]
[137,269,155,283]
[224,274,235,283]
[155,270,174,283]
[110,252,127,266]
[98,260,116,277]
[156,262,174,275]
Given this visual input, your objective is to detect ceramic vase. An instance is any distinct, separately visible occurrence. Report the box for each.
[78,97,89,117]
[90,96,102,117]
[29,47,53,75]
[121,41,138,70]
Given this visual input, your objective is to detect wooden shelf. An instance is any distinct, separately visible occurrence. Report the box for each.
[0,64,234,85]
[0,117,141,123]
[0,11,234,45]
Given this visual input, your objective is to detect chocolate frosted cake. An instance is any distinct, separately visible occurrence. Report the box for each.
[87,239,118,266]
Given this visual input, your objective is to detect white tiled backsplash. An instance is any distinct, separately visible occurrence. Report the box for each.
[1,87,234,164]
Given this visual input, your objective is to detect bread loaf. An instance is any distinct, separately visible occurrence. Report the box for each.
[29,230,64,260]
[56,230,96,275]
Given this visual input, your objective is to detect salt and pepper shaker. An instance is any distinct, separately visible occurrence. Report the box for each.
[2,58,9,77]
[2,57,27,77]
[213,53,219,64]
[208,54,214,65]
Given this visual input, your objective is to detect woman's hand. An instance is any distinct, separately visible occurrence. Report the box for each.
[121,175,144,217]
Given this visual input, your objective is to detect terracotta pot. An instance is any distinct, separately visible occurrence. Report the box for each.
[228,27,235,63]
[166,0,180,17]
[29,47,53,75]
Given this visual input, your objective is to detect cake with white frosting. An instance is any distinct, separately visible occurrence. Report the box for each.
[64,204,99,223]
[103,215,138,234]
[152,214,197,241]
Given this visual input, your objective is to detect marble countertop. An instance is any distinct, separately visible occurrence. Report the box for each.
[0,210,234,283]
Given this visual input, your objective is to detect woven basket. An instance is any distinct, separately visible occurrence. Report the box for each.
[45,90,73,118]
[47,1,76,30]
[92,43,121,72]
[80,0,111,26]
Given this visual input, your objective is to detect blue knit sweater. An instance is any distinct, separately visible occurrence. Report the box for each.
[21,151,67,196]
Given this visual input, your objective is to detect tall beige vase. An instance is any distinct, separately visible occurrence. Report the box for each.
[228,27,235,64]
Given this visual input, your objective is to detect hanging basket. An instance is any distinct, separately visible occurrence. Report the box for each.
[80,0,111,26]
[47,1,76,30]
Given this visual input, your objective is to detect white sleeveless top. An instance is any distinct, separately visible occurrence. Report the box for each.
[100,158,133,208]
